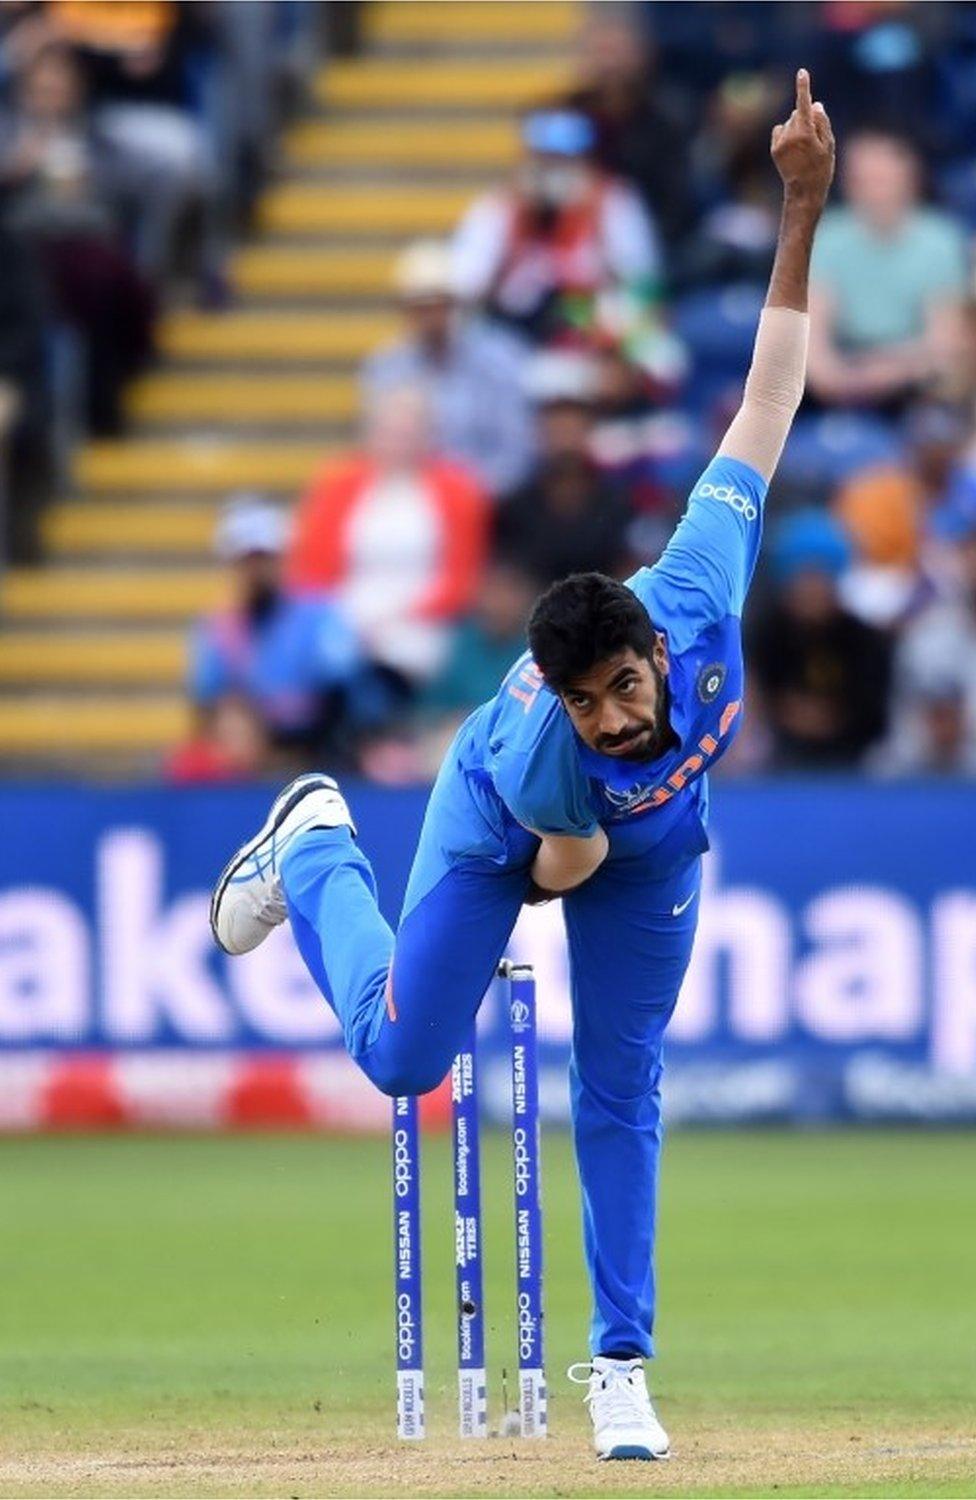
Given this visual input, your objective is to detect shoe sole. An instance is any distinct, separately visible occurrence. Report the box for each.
[599,1445,669,1461]
[209,773,338,953]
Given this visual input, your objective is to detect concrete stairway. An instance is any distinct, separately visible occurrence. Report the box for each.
[0,0,580,771]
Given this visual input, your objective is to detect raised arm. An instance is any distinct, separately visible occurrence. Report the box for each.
[718,69,835,482]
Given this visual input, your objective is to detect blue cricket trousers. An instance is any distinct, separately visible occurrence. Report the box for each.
[281,807,700,1358]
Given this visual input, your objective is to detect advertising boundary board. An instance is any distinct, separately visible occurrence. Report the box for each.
[1,780,975,1126]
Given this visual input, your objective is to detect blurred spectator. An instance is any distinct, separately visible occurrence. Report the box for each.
[50,0,223,288]
[932,3,976,168]
[590,345,702,554]
[452,107,661,343]
[808,131,969,413]
[813,1,940,150]
[945,295,976,407]
[362,239,534,498]
[562,8,695,258]
[879,512,976,774]
[877,676,976,776]
[190,494,367,762]
[495,351,634,583]
[645,1,800,101]
[750,510,893,767]
[832,403,971,626]
[423,559,538,716]
[834,459,924,628]
[0,214,52,561]
[0,43,155,435]
[289,387,489,689]
[682,72,782,290]
[165,693,270,784]
[207,0,309,233]
[922,421,976,556]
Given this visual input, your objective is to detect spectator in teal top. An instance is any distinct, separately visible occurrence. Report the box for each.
[807,130,969,414]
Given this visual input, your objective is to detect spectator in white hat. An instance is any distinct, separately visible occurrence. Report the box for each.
[187,492,368,764]
[361,238,534,497]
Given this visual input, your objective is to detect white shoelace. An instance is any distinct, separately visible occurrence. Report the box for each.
[567,1360,654,1430]
[256,874,287,926]
[249,807,329,927]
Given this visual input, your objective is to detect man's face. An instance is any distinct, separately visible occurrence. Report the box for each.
[560,643,670,760]
[476,563,535,641]
[404,296,454,351]
[580,18,647,92]
[233,551,281,606]
[519,151,590,209]
[842,136,917,229]
[540,402,593,462]
[23,49,83,122]
[781,568,839,625]
[367,388,429,470]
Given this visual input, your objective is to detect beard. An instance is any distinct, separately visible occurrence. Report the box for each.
[597,673,677,762]
[245,582,280,625]
[601,722,671,762]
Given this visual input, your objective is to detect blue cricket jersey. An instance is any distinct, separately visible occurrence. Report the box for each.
[404,455,766,912]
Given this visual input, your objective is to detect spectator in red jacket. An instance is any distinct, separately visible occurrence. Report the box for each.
[289,386,489,691]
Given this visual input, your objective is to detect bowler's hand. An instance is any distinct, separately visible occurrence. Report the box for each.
[771,68,834,210]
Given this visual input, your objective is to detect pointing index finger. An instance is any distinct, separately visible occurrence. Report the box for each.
[796,67,812,120]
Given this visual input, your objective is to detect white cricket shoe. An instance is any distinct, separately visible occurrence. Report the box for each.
[210,773,355,956]
[568,1356,670,1461]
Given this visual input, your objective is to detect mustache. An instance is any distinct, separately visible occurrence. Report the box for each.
[598,723,652,751]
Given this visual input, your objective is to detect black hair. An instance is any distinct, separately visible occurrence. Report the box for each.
[527,572,656,693]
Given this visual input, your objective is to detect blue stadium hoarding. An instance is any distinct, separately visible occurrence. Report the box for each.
[1,781,975,1122]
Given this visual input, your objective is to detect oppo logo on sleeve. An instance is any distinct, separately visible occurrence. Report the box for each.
[695,482,758,522]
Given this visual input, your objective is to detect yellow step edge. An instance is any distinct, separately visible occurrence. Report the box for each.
[232,246,395,297]
[0,697,188,751]
[42,504,222,554]
[3,569,225,619]
[127,373,358,424]
[283,119,518,167]
[0,633,187,684]
[318,58,571,109]
[367,0,580,43]
[259,184,472,236]
[73,442,331,492]
[160,311,395,361]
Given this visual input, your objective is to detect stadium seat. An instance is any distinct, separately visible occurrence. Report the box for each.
[778,412,906,494]
[672,283,767,415]
[672,283,767,370]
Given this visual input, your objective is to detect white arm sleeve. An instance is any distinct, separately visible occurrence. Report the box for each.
[717,306,809,482]
[451,194,511,302]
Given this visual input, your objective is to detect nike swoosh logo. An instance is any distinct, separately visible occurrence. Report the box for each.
[672,892,696,917]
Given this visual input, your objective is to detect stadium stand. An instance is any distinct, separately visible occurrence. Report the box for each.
[0,1,580,771]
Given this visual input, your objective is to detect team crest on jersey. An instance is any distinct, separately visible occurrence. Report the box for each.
[697,661,726,704]
[604,781,658,814]
[599,697,743,819]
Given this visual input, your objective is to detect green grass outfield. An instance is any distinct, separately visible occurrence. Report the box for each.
[2,1130,974,1499]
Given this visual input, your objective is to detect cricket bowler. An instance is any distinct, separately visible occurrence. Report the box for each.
[211,71,834,1460]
